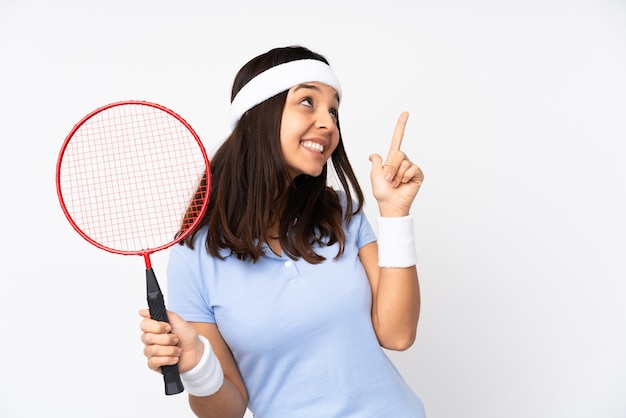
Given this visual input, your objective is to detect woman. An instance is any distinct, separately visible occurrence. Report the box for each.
[140,45,426,418]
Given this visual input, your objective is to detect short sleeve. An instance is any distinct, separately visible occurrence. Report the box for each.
[166,241,216,323]
[336,189,377,249]
[355,209,377,249]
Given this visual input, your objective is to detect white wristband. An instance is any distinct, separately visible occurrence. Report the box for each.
[180,335,224,397]
[377,215,417,268]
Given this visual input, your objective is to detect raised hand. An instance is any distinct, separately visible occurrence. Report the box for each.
[369,112,424,217]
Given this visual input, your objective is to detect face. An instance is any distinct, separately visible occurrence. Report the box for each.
[279,82,340,179]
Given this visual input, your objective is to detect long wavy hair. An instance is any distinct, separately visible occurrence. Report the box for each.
[184,45,364,264]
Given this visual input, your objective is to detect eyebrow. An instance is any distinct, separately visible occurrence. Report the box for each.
[293,83,340,102]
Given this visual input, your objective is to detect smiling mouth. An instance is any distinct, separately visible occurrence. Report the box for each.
[301,140,324,153]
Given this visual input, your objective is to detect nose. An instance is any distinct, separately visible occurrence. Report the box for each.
[315,109,337,131]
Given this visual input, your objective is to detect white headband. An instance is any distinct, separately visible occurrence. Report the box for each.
[229,59,342,130]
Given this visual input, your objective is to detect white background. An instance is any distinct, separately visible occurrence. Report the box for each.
[1,0,625,417]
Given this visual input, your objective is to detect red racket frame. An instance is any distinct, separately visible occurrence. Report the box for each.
[55,100,211,395]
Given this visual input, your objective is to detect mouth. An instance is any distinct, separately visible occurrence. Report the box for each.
[301,140,324,154]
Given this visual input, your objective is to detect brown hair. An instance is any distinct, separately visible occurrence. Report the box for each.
[185,45,364,263]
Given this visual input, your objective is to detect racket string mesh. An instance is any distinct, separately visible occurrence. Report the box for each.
[58,103,208,254]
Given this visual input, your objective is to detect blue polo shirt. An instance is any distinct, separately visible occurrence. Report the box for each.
[167,193,426,417]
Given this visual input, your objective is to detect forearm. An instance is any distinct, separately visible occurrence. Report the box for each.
[183,325,249,418]
[371,212,421,350]
[373,266,420,350]
[189,378,247,418]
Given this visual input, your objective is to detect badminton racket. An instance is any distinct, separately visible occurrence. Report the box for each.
[56,100,211,395]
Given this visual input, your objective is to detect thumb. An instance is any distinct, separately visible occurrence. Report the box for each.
[369,153,383,168]
[165,311,185,329]
[369,154,386,179]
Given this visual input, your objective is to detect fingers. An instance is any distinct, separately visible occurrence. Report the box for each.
[141,326,179,346]
[396,159,423,185]
[139,314,172,334]
[146,354,180,373]
[388,111,409,152]
[383,112,411,184]
[139,309,181,372]
[143,338,182,371]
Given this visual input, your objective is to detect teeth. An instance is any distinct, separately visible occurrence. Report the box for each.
[302,141,324,153]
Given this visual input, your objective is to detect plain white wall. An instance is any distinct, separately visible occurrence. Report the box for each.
[1,0,624,417]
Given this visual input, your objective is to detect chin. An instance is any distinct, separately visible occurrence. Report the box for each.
[290,163,327,179]
[307,168,324,178]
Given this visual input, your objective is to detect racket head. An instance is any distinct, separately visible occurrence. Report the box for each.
[56,100,211,256]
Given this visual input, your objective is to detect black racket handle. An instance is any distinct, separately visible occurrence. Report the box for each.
[146,267,185,395]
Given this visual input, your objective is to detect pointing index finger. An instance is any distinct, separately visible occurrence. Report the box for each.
[389,111,409,152]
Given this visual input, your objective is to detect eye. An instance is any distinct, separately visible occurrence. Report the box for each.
[299,97,313,107]
[329,108,339,124]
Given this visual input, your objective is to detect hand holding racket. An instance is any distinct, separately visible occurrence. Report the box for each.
[56,101,211,395]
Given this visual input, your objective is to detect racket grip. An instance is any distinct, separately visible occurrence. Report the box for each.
[146,267,185,396]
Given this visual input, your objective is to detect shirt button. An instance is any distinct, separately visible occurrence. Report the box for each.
[284,261,292,267]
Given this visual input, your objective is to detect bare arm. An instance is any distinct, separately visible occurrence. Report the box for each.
[360,242,420,350]
[187,322,248,418]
